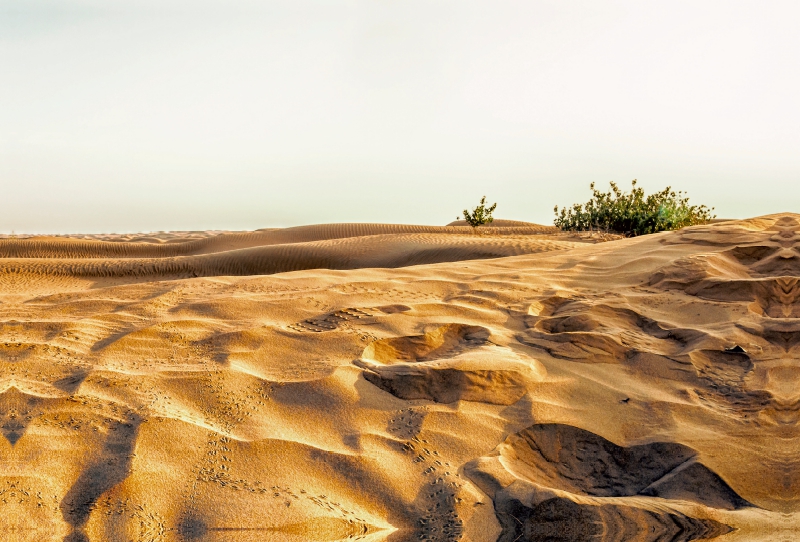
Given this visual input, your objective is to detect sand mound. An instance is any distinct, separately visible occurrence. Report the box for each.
[362,324,491,364]
[465,423,744,542]
[356,324,538,405]
[465,422,750,509]
[2,215,800,540]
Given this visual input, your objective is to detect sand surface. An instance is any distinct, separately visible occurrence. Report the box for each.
[0,217,795,541]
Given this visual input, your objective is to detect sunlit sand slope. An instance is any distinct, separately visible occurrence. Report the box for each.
[0,217,798,541]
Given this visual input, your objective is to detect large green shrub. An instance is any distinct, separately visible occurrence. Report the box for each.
[554,180,715,236]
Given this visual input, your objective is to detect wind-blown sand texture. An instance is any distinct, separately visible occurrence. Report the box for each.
[0,217,796,541]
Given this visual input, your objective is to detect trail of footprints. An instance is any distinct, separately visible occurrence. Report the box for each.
[389,407,465,542]
[180,376,376,539]
[186,435,376,539]
[269,486,376,538]
[92,497,168,542]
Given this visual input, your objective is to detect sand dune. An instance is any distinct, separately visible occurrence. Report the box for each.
[0,223,559,259]
[0,226,595,294]
[0,216,798,540]
[0,234,585,282]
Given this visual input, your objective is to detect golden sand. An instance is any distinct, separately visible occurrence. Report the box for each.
[0,217,795,541]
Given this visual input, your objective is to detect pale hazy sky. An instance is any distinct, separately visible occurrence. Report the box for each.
[2,1,799,233]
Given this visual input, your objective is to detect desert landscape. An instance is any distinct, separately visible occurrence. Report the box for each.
[6,0,800,539]
[0,215,796,541]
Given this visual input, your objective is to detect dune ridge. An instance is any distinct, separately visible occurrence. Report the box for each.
[0,234,585,280]
[0,223,559,259]
[0,216,798,540]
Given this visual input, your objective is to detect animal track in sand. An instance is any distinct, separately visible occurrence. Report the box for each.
[389,409,464,542]
[387,406,428,441]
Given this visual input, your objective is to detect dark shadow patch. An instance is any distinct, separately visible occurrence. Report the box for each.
[0,388,44,446]
[90,327,139,352]
[178,514,208,540]
[52,371,91,394]
[362,365,528,405]
[500,496,733,542]
[60,414,142,540]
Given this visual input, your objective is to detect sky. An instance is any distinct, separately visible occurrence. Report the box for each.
[1,0,799,233]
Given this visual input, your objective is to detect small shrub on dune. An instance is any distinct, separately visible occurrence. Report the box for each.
[554,180,715,236]
[462,196,497,228]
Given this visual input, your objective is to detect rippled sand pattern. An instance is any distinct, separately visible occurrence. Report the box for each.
[0,218,798,541]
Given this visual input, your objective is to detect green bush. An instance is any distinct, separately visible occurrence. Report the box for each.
[462,196,497,227]
[554,180,714,236]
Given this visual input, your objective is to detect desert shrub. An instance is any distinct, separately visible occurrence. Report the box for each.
[553,180,714,236]
[462,196,497,227]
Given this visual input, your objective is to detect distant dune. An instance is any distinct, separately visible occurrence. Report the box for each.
[0,223,601,290]
[0,217,796,541]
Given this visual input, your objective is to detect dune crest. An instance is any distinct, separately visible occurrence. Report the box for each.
[0,216,799,540]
